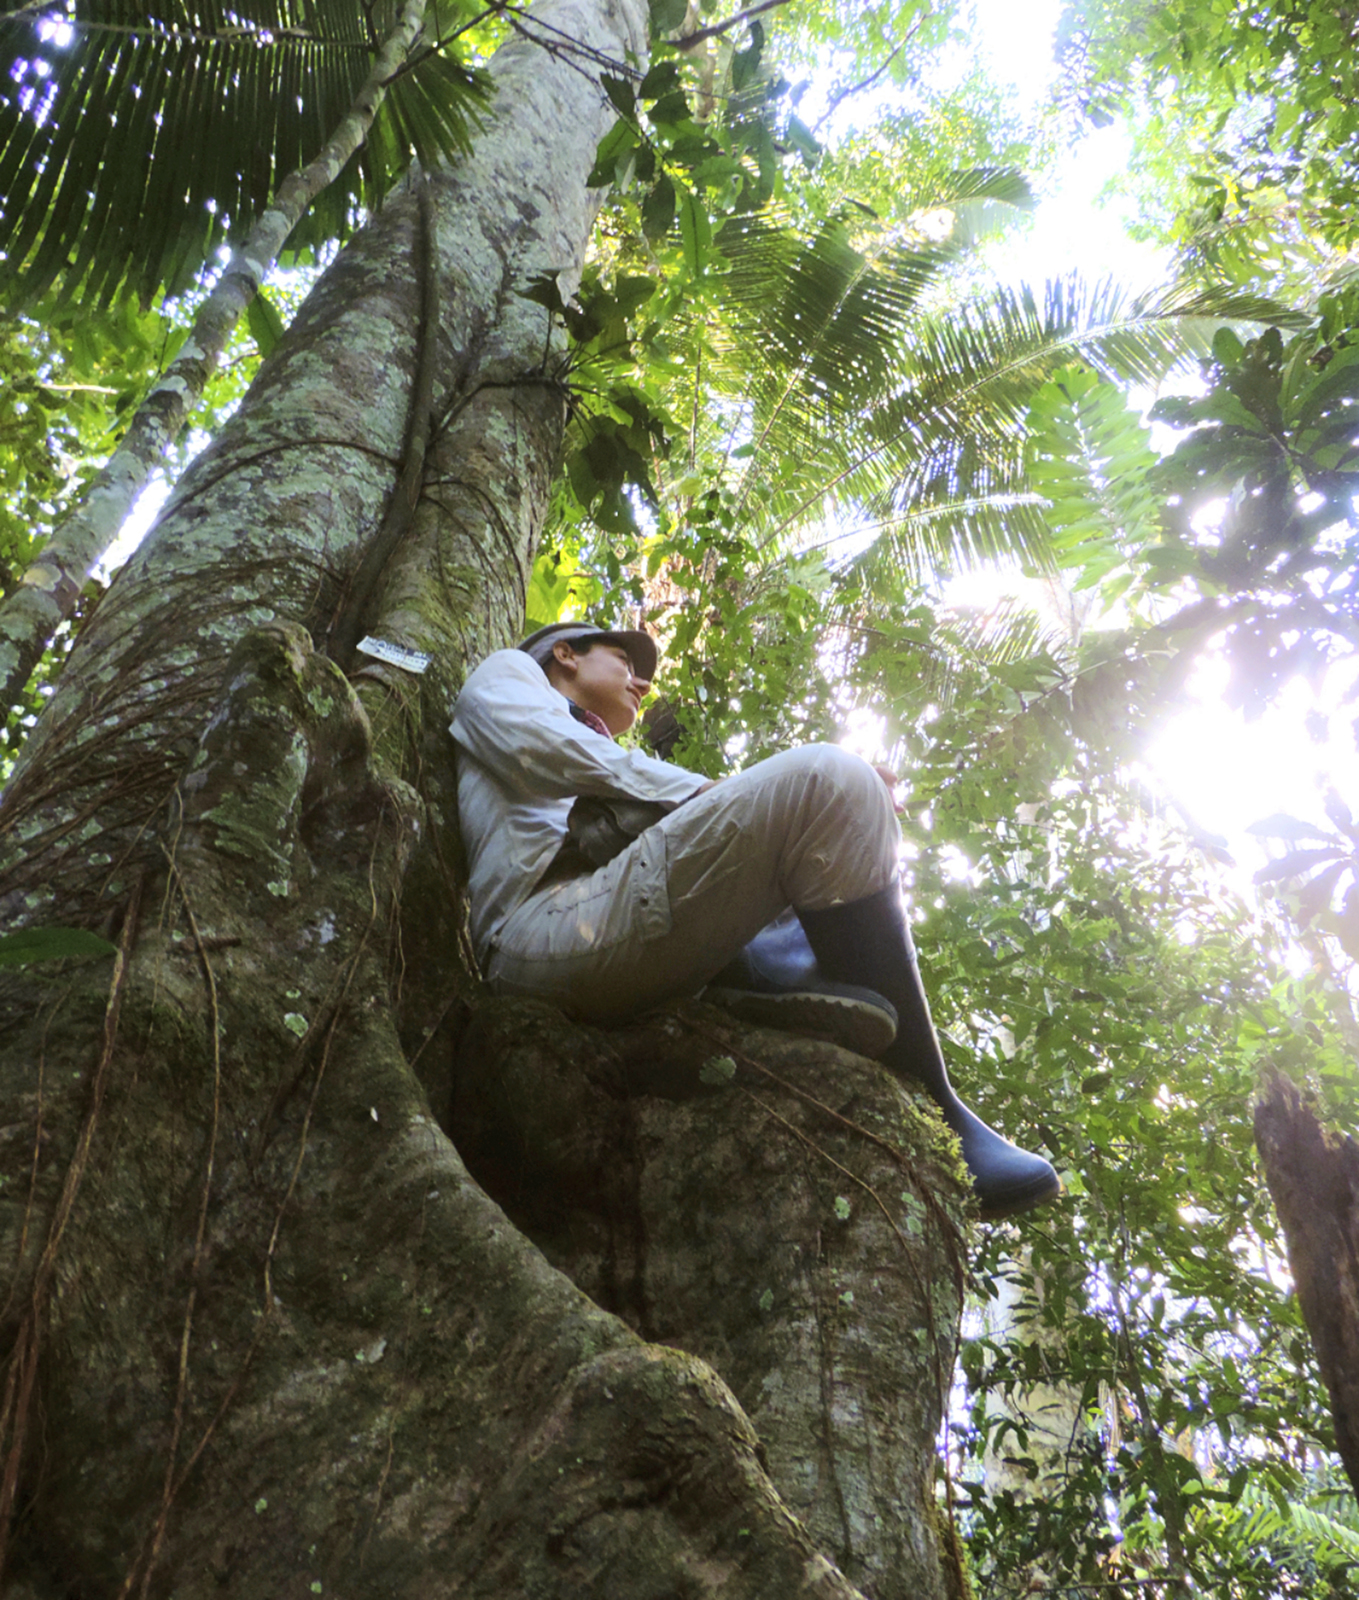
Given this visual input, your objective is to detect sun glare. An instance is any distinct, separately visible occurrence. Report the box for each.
[1146,656,1359,861]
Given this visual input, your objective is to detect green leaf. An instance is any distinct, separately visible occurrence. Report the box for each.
[1212,326,1245,365]
[785,116,820,168]
[732,20,765,91]
[648,90,692,126]
[246,290,287,358]
[638,61,681,100]
[1255,846,1348,885]
[0,0,489,309]
[642,174,677,242]
[648,0,688,34]
[0,927,118,968]
[1246,813,1337,843]
[1296,859,1350,926]
[525,548,579,628]
[520,272,570,317]
[601,74,637,119]
[587,118,639,189]
[614,275,658,316]
[678,185,712,275]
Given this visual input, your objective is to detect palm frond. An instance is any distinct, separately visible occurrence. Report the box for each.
[940,591,1072,669]
[842,494,1058,583]
[716,210,965,417]
[755,275,1306,572]
[929,166,1036,210]
[927,165,1036,246]
[715,166,1038,419]
[0,0,487,306]
[706,192,1033,534]
[1233,1478,1359,1567]
[844,583,1071,719]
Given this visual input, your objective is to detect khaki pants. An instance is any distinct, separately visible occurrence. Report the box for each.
[486,744,899,1022]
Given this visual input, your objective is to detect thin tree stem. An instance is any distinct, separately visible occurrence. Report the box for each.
[811,17,922,133]
[668,0,789,48]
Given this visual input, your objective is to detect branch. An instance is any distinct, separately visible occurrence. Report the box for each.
[811,14,923,133]
[492,5,634,69]
[667,0,790,50]
[378,5,502,88]
[0,0,434,719]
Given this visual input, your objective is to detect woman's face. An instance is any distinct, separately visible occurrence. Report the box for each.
[553,642,651,735]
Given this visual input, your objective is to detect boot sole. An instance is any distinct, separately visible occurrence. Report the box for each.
[975,1167,1062,1222]
[704,988,898,1058]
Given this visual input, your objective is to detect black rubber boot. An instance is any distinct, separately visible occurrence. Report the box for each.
[704,909,899,1058]
[797,886,1060,1219]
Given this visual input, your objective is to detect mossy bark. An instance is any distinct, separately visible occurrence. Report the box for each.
[453,1000,970,1599]
[1255,1071,1359,1499]
[0,625,969,1597]
[0,0,973,1591]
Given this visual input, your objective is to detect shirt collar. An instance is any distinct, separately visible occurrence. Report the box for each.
[567,699,613,739]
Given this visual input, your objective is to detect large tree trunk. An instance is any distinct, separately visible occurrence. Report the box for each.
[1255,1071,1359,1499]
[0,3,971,1593]
[449,999,970,1599]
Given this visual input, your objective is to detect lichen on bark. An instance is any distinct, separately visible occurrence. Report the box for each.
[0,0,977,1590]
[451,997,971,1600]
[0,620,969,1598]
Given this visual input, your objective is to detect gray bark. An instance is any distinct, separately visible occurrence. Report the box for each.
[451,999,970,1600]
[0,1,973,1592]
[1,0,620,888]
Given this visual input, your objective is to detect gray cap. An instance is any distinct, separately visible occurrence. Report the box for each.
[518,621,658,680]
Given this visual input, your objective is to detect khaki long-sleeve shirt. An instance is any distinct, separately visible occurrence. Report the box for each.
[450,649,702,964]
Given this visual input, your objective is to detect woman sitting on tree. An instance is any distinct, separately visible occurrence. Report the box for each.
[451,621,1060,1219]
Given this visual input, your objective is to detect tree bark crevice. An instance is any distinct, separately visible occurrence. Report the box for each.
[450,994,970,1600]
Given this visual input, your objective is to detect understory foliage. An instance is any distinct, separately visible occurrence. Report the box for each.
[0,285,292,766]
[0,301,178,748]
[5,0,1359,1592]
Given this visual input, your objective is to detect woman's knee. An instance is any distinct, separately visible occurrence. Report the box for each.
[768,742,892,812]
[734,744,896,863]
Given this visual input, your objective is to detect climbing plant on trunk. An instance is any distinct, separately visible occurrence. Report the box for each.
[0,1,972,1594]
